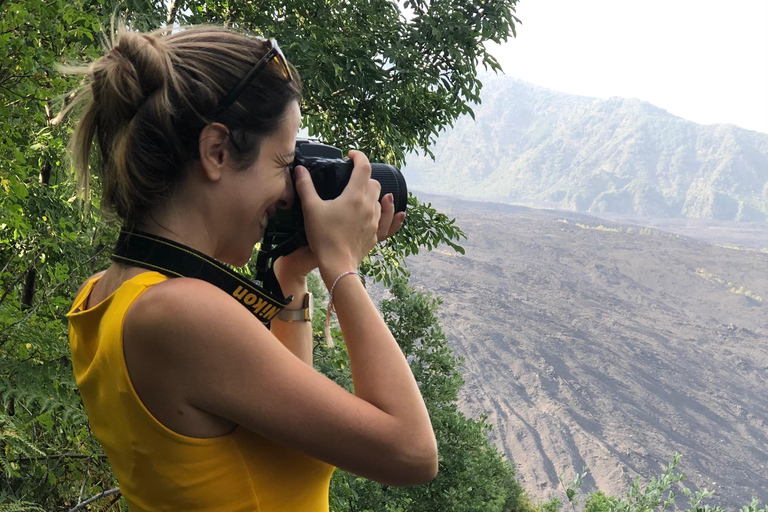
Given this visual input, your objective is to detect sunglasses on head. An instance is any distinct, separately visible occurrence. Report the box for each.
[218,37,292,110]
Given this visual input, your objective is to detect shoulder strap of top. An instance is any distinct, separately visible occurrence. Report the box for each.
[68,271,169,317]
[128,271,170,287]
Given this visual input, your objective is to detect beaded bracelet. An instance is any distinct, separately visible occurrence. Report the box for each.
[324,271,366,347]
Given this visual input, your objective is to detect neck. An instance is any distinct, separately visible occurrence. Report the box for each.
[135,186,228,263]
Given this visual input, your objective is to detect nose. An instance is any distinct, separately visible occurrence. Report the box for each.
[277,168,294,210]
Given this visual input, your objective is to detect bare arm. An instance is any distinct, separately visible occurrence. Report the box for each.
[126,152,433,486]
[128,278,436,486]
[269,271,312,365]
[268,157,406,366]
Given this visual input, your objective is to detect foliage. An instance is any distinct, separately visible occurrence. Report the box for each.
[0,0,514,508]
[550,454,766,512]
[0,0,121,508]
[363,195,466,286]
[1,1,766,510]
[583,492,619,512]
[314,275,536,512]
[177,0,520,166]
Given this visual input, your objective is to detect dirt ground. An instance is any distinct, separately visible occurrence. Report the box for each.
[399,194,768,509]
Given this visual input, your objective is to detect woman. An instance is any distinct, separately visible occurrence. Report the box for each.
[66,23,437,511]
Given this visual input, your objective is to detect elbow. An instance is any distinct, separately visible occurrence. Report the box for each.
[416,439,439,484]
[386,438,439,487]
[413,449,439,485]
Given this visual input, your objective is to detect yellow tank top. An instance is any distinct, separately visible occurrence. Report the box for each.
[67,271,335,512]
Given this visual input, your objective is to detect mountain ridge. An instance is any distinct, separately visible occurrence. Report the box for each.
[403,76,768,222]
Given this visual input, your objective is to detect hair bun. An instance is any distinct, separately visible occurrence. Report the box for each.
[92,31,171,121]
[66,23,303,229]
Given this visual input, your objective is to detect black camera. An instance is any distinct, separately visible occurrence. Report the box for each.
[262,139,408,257]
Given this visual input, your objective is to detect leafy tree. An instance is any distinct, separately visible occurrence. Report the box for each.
[1,0,119,509]
[2,2,767,511]
[176,0,520,165]
[0,0,519,509]
[173,0,518,284]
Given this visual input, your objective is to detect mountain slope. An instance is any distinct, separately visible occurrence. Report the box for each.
[397,195,768,508]
[402,77,768,221]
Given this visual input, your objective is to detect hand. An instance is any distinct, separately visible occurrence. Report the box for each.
[294,152,388,286]
[274,205,403,285]
[377,193,407,243]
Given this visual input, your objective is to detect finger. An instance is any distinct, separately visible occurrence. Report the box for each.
[371,200,382,246]
[368,178,382,204]
[293,166,320,207]
[377,193,395,241]
[385,211,406,239]
[346,150,373,191]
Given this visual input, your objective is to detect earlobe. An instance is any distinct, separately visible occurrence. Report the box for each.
[198,123,230,182]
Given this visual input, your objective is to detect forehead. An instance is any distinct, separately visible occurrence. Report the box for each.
[282,101,301,134]
[273,101,301,154]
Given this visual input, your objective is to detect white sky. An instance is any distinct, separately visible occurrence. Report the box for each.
[486,0,768,134]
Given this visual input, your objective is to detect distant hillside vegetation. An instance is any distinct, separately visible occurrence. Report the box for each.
[403,77,768,221]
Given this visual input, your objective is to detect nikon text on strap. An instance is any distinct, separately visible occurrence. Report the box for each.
[111,230,291,324]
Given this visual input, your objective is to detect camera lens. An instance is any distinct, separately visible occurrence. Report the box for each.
[371,164,408,213]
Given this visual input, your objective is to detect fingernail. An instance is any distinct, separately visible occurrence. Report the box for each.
[385,193,393,205]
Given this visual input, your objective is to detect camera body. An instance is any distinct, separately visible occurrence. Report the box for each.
[263,139,407,254]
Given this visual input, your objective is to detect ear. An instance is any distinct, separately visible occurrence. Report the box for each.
[198,123,231,182]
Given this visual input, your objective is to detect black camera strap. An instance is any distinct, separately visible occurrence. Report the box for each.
[111,230,291,324]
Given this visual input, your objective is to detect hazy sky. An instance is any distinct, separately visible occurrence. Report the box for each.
[486,0,768,133]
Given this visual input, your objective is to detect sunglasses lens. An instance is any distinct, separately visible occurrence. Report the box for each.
[270,39,292,81]
[217,38,292,109]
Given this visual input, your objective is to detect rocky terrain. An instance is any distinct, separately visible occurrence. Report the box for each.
[402,77,768,221]
[399,194,768,508]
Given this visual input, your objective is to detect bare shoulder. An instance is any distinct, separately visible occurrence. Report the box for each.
[122,277,258,437]
[126,276,264,338]
[124,276,271,367]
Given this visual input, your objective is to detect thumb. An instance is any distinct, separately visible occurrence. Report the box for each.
[293,166,320,206]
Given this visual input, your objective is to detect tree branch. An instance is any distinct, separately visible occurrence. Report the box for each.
[0,84,44,101]
[11,453,108,463]
[0,239,59,307]
[3,279,67,335]
[49,90,77,126]
[0,259,35,307]
[0,244,20,277]
[68,488,120,512]
[0,74,34,88]
[77,455,92,503]
[166,0,181,25]
[20,267,36,308]
[103,493,123,511]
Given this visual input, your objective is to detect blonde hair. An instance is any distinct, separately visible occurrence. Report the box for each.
[64,22,302,227]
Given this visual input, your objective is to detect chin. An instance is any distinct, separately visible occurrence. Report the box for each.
[230,256,251,267]
[217,225,264,267]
